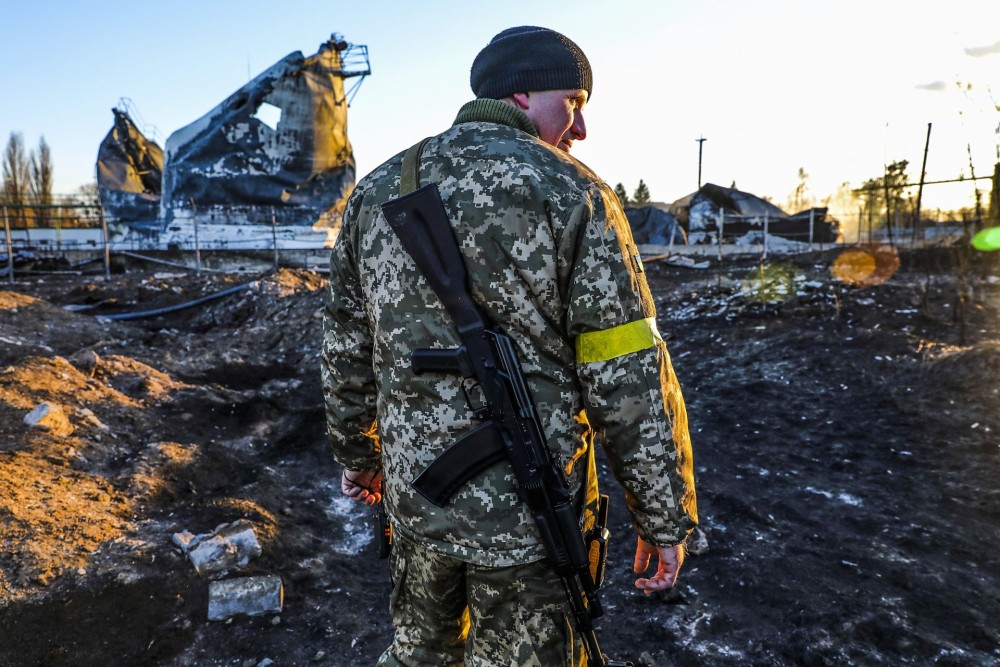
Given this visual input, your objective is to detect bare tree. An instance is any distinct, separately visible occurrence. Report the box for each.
[787,167,812,212]
[2,132,31,225]
[30,136,53,227]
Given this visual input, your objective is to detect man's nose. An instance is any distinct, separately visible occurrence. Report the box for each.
[571,110,587,141]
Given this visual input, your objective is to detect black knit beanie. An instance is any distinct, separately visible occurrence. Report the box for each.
[470,26,592,100]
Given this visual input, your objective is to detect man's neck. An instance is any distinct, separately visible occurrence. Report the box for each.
[453,99,539,138]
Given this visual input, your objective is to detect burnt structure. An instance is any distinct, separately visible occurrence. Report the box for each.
[98,34,369,248]
[670,183,839,244]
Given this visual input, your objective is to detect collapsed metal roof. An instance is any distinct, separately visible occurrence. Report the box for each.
[96,107,163,224]
[98,34,370,248]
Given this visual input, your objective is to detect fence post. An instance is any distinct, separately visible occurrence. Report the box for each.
[717,210,724,265]
[190,199,203,277]
[763,213,769,260]
[271,207,280,271]
[98,206,112,281]
[809,209,815,251]
[3,206,13,285]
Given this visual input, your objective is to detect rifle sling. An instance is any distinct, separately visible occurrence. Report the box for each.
[401,137,431,196]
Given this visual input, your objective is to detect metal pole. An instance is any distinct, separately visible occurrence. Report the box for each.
[696,136,707,189]
[715,210,726,289]
[98,206,111,280]
[883,166,895,246]
[3,206,13,285]
[809,209,815,250]
[915,122,932,241]
[56,207,63,253]
[717,211,724,263]
[190,198,202,277]
[271,207,279,271]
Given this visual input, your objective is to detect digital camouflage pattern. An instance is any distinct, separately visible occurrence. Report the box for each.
[378,530,581,667]
[322,98,698,568]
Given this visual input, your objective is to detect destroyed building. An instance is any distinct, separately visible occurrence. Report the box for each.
[97,34,369,249]
[670,183,840,245]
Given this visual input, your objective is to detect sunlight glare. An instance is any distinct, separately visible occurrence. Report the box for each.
[831,245,900,287]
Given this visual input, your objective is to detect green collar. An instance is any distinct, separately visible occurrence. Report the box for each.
[453,99,539,138]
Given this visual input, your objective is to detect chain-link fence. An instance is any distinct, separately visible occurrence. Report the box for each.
[647,205,991,265]
[1,200,341,283]
[1,202,109,283]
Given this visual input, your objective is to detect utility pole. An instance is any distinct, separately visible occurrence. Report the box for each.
[696,136,707,189]
[915,122,932,236]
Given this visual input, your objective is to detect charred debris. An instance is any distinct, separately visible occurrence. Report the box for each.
[97,34,370,250]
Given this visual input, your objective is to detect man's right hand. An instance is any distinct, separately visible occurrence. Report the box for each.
[341,468,383,505]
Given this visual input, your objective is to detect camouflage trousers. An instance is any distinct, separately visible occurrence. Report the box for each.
[377,530,587,667]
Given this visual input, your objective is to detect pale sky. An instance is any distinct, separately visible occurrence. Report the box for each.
[1,0,998,218]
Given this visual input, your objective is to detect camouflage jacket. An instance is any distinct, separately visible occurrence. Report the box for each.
[322,98,697,567]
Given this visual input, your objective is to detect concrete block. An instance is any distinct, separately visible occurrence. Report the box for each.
[208,575,283,621]
[173,519,262,575]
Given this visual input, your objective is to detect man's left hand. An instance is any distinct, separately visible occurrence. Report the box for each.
[633,537,684,595]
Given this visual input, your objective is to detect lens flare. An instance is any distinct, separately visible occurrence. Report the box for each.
[831,244,899,287]
[972,226,1000,252]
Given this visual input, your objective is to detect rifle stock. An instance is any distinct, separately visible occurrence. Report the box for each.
[380,184,483,333]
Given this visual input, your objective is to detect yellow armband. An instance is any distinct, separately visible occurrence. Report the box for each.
[575,317,661,364]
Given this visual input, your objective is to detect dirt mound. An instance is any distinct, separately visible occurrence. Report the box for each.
[925,340,1000,394]
[0,451,130,596]
[0,291,122,367]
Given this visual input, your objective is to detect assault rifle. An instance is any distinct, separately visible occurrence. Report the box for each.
[380,183,631,667]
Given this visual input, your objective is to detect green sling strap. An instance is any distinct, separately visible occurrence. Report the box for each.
[400,137,431,196]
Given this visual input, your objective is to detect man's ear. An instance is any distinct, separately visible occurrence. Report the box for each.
[511,92,530,109]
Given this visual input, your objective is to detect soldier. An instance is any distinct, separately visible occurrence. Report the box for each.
[323,26,698,666]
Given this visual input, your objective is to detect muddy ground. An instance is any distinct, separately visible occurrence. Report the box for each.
[0,245,998,666]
